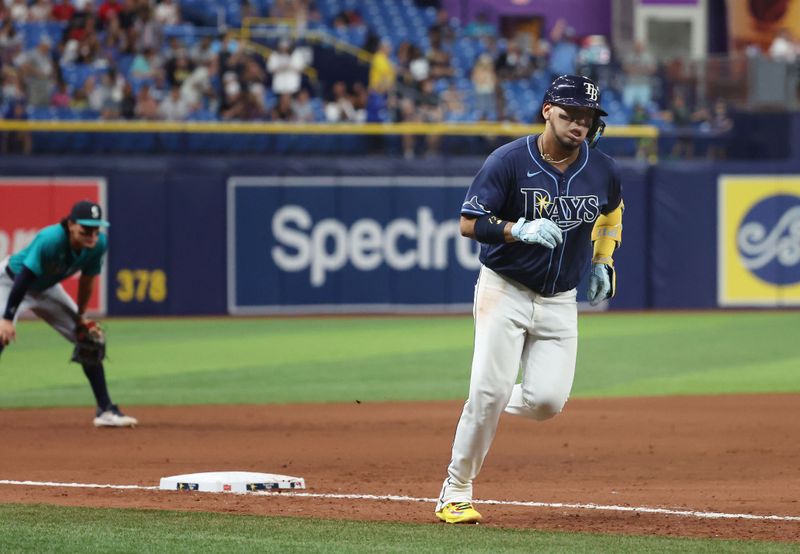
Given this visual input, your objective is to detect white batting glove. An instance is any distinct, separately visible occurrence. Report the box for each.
[511,218,563,249]
[587,263,612,306]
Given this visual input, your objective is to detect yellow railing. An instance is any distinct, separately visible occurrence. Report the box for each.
[229,15,377,90]
[0,120,660,137]
[241,17,373,64]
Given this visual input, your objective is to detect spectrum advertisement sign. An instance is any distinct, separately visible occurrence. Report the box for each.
[227,177,481,314]
[718,175,800,306]
[0,177,107,315]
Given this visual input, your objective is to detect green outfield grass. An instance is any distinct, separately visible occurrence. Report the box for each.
[2,312,798,551]
[0,504,794,554]
[1,312,799,409]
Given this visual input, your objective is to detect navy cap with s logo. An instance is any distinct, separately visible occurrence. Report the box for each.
[69,200,110,227]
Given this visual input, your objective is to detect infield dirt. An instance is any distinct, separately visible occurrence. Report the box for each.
[1,394,798,542]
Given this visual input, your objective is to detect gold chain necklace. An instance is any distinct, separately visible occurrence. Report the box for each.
[538,136,572,164]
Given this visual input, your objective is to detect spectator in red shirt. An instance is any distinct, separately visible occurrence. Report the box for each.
[65,6,95,43]
[52,0,75,22]
[97,0,122,28]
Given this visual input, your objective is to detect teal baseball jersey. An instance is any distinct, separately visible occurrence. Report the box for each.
[9,224,107,291]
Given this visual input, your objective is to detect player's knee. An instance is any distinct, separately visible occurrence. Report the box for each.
[474,388,509,419]
[528,402,562,421]
[522,390,566,421]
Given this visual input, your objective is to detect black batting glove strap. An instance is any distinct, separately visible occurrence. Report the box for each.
[473,214,508,244]
[3,266,36,321]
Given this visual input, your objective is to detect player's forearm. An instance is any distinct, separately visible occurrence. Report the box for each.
[76,274,96,317]
[3,267,36,321]
[591,200,624,264]
[460,215,515,243]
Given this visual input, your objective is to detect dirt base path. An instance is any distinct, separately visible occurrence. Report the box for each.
[1,395,798,542]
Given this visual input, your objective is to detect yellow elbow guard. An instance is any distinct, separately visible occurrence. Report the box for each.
[592,200,624,265]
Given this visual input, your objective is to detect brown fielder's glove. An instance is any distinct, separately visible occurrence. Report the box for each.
[72,320,106,365]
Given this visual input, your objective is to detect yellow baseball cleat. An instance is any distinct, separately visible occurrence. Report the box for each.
[435,502,482,524]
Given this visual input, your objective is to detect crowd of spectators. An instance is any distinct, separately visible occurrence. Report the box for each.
[358,8,744,159]
[3,0,795,158]
[0,0,321,139]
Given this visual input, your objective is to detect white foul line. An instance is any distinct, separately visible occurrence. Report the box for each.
[0,480,159,490]
[1,480,799,523]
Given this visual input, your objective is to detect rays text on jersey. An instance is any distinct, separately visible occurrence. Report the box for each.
[520,188,601,231]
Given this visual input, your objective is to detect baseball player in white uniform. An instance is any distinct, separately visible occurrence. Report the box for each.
[435,75,623,523]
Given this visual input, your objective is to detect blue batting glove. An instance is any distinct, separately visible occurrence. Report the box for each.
[511,218,563,249]
[587,263,611,306]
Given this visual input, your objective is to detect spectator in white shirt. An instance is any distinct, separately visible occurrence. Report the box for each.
[324,80,355,122]
[292,89,315,122]
[154,0,180,26]
[9,0,29,22]
[769,28,797,63]
[28,0,53,22]
[15,36,55,107]
[267,38,305,95]
[159,84,190,120]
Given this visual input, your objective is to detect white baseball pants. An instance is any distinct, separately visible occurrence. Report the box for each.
[0,257,80,344]
[437,265,578,509]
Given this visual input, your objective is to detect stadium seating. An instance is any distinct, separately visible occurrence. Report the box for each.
[4,0,650,129]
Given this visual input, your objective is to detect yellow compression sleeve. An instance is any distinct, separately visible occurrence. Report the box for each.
[591,200,624,265]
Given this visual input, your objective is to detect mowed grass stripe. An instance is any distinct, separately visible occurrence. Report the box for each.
[0,312,799,408]
[0,504,795,554]
[2,352,471,407]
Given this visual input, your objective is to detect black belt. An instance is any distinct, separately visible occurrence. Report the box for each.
[5,266,14,279]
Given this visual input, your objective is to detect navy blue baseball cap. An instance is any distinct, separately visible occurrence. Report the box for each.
[543,74,608,116]
[69,200,110,227]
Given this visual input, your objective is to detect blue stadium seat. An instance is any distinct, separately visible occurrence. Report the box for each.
[130,77,155,94]
[55,107,79,120]
[348,26,367,46]
[75,109,101,119]
[27,106,56,120]
[225,4,242,27]
[117,54,135,77]
[424,7,437,24]
[61,64,80,90]
[77,65,96,87]
[455,77,470,90]
[248,0,270,16]
[531,72,551,91]
[309,98,324,121]
[603,89,621,104]
[187,109,216,121]
[20,23,64,52]
[163,23,198,46]
[317,2,335,20]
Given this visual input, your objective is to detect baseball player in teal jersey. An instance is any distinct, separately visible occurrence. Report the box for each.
[0,200,138,428]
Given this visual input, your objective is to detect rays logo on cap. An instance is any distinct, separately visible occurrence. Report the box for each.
[584,82,599,102]
[718,176,800,306]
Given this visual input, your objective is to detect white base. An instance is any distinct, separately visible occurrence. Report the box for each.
[159,471,306,493]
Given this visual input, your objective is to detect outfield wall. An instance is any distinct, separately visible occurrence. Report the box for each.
[1,155,798,315]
